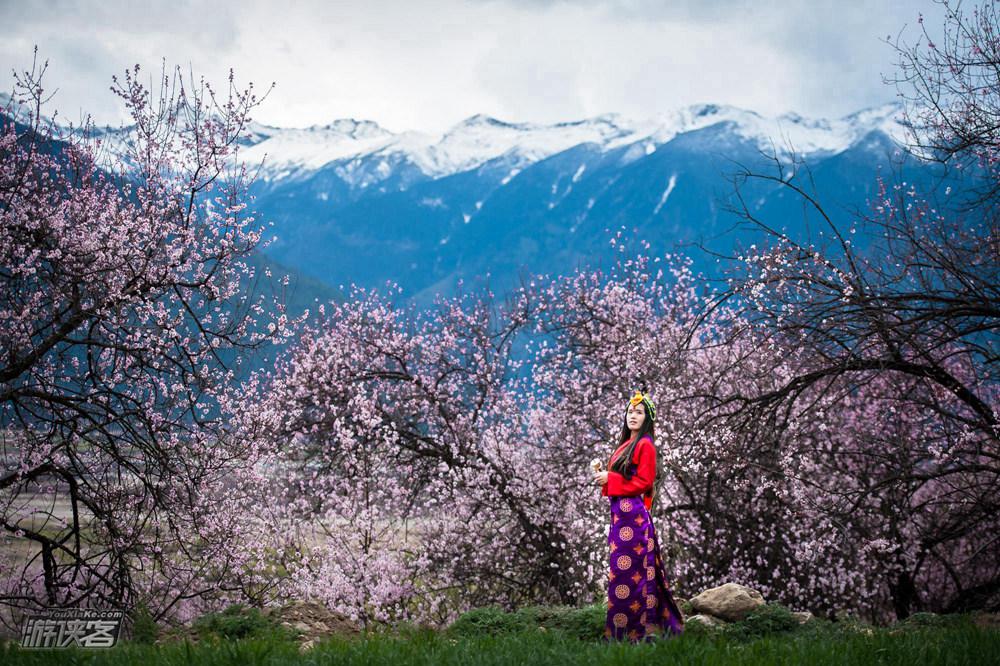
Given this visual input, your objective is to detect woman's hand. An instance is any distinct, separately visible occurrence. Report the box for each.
[593,471,608,486]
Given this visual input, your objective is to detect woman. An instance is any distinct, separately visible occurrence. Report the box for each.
[593,390,684,642]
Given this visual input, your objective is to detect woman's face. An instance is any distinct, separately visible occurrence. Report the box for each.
[626,402,646,431]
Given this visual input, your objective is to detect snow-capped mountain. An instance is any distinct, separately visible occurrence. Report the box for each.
[242,103,910,190]
[224,101,938,308]
[4,96,939,310]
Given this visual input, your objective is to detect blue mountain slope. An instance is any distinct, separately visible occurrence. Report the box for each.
[248,114,946,307]
[14,102,954,309]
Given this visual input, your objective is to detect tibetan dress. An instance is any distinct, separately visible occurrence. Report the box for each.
[600,435,684,642]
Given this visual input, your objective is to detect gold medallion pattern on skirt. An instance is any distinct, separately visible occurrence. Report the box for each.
[605,473,686,640]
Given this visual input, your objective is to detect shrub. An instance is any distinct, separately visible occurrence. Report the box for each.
[896,612,971,630]
[447,604,606,641]
[129,602,160,644]
[516,604,606,641]
[191,603,295,641]
[724,604,801,640]
[446,606,528,637]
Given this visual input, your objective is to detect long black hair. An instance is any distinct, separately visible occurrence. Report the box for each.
[609,398,655,480]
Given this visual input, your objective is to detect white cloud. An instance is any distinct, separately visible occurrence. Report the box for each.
[0,0,947,132]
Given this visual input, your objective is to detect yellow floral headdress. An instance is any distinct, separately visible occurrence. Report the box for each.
[627,390,656,421]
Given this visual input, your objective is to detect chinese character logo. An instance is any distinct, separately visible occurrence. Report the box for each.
[20,608,123,649]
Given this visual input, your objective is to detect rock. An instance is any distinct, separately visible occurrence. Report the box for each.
[973,612,1000,630]
[264,599,361,647]
[690,583,765,622]
[686,614,726,628]
[791,611,813,624]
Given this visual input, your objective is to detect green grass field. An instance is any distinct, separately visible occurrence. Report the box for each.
[2,603,998,665]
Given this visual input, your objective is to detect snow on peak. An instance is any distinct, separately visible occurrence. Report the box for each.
[454,114,523,130]
[240,102,910,183]
[400,112,634,176]
[241,117,399,175]
[309,118,392,139]
[0,94,918,193]
[605,101,909,157]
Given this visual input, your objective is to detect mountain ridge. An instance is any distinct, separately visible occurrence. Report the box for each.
[243,102,910,185]
[3,91,913,190]
[3,94,936,314]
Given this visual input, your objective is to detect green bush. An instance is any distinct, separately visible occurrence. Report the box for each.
[901,612,943,627]
[724,603,802,640]
[516,604,606,641]
[129,602,160,644]
[896,611,971,630]
[680,616,718,637]
[191,603,295,641]
[446,605,528,637]
[677,598,694,617]
[447,603,606,640]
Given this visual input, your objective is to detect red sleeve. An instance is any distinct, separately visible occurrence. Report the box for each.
[605,437,655,496]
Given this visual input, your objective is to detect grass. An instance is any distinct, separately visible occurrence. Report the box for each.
[444,603,605,641]
[1,603,997,665]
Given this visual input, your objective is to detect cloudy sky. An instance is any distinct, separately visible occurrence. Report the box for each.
[2,0,946,133]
